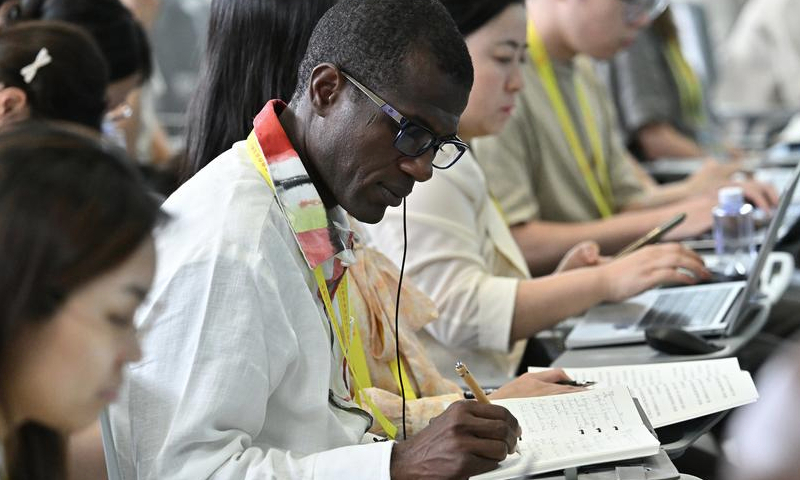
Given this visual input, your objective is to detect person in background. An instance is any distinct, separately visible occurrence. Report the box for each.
[723,339,800,480]
[7,0,178,197]
[0,20,147,480]
[182,0,337,182]
[117,0,173,167]
[471,0,778,275]
[183,0,583,439]
[683,0,749,52]
[0,21,108,130]
[601,8,738,161]
[716,0,800,113]
[0,123,159,480]
[14,0,153,152]
[110,0,525,478]
[366,0,710,381]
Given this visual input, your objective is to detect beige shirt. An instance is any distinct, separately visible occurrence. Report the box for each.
[472,56,645,226]
[365,151,530,382]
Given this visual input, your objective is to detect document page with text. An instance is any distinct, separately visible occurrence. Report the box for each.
[471,386,659,479]
[530,359,758,427]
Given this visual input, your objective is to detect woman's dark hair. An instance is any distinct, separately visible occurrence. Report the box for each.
[18,0,152,83]
[181,0,337,183]
[438,0,524,37]
[0,21,109,129]
[0,122,161,480]
[0,0,22,25]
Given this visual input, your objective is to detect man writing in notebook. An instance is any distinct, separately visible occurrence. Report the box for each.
[109,1,523,479]
[472,0,779,275]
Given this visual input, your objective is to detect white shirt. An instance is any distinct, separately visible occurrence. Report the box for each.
[716,0,800,111]
[109,139,393,479]
[365,151,529,383]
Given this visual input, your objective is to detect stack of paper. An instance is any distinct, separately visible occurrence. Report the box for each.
[471,386,660,479]
[530,358,759,428]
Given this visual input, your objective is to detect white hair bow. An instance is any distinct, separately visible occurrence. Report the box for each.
[20,48,52,84]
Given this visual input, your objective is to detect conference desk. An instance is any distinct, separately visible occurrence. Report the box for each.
[541,252,793,480]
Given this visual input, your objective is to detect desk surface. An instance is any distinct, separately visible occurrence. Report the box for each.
[552,299,771,368]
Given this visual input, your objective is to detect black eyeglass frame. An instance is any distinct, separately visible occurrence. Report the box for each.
[341,70,468,170]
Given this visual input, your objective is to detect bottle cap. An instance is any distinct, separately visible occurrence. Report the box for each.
[718,186,744,208]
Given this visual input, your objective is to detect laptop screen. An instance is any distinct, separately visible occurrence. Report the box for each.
[727,161,800,332]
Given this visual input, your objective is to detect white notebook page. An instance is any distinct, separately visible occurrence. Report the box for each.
[530,359,759,427]
[625,371,758,427]
[530,358,741,385]
[471,386,659,479]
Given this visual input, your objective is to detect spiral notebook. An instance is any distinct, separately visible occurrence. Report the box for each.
[470,386,660,479]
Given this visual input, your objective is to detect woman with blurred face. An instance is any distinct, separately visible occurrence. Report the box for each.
[0,123,161,480]
[365,0,710,381]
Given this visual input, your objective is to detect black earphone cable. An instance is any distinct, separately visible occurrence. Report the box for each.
[395,198,408,440]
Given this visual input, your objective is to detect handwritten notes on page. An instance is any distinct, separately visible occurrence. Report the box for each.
[471,386,659,480]
[530,358,759,427]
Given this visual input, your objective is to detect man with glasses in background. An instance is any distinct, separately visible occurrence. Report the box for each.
[109,0,523,479]
[472,0,777,275]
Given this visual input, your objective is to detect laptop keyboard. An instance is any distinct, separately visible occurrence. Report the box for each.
[637,288,733,329]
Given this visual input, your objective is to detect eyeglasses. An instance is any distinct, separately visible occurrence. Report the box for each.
[341,71,468,170]
[620,0,669,25]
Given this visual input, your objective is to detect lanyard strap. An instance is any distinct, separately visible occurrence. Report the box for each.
[527,21,614,218]
[246,131,404,437]
[664,38,705,126]
[389,358,418,401]
[315,268,417,406]
[490,193,509,226]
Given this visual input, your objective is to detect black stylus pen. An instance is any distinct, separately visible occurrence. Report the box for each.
[557,380,596,387]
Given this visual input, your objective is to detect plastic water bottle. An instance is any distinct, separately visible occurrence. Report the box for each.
[712,187,755,277]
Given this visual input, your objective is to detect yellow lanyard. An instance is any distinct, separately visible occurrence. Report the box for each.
[246,131,405,437]
[527,21,614,218]
[664,38,705,126]
[315,266,416,404]
[490,194,509,225]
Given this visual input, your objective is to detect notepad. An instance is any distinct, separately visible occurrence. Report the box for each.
[471,386,660,479]
[530,358,759,428]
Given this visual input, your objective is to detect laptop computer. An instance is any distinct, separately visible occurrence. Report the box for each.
[565,161,800,349]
